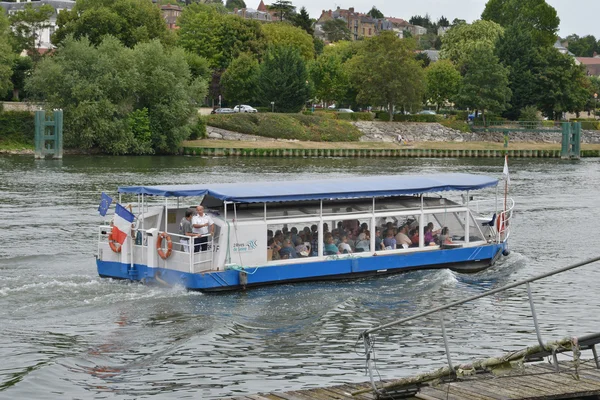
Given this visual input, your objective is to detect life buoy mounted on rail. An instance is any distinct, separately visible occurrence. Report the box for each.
[156,232,173,260]
[496,212,505,234]
[108,232,122,253]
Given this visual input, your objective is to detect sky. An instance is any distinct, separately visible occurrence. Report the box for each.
[282,0,600,39]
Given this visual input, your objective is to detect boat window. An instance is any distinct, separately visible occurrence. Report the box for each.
[267,221,319,261]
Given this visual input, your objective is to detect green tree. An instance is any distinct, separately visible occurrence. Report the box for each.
[9,3,54,60]
[52,0,170,48]
[225,0,245,9]
[440,20,504,68]
[415,52,431,67]
[221,53,259,105]
[178,4,266,69]
[367,7,384,19]
[262,23,314,61]
[291,7,313,36]
[25,37,207,154]
[309,51,349,106]
[347,32,426,120]
[268,0,295,22]
[10,56,33,101]
[456,44,511,123]
[534,47,590,120]
[0,12,14,98]
[322,19,351,43]
[567,35,599,57]
[256,46,310,113]
[425,60,462,111]
[481,0,559,47]
[495,24,540,119]
[438,16,450,27]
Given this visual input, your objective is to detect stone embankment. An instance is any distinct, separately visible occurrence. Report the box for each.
[353,121,600,144]
[207,122,600,144]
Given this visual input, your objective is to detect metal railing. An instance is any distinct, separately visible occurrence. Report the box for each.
[471,120,563,131]
[469,198,514,243]
[358,256,600,395]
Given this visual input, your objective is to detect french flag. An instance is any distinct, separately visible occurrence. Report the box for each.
[112,204,135,245]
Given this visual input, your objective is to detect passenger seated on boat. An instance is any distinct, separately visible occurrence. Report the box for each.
[395,224,412,249]
[424,225,436,246]
[279,239,297,259]
[383,230,397,250]
[290,227,299,245]
[324,236,340,255]
[342,209,360,232]
[338,235,353,254]
[311,224,318,234]
[355,230,370,252]
[438,227,452,245]
[410,226,420,247]
[311,232,319,256]
[323,223,329,233]
[295,237,309,257]
[374,229,385,251]
[268,238,281,261]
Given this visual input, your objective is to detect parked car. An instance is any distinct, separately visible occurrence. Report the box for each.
[211,107,235,114]
[417,110,436,115]
[328,104,336,109]
[233,105,258,113]
[337,108,354,113]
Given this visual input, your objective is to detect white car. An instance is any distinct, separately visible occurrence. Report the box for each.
[337,108,354,113]
[233,105,258,113]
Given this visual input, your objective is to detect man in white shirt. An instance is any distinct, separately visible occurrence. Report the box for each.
[395,224,412,249]
[192,205,214,252]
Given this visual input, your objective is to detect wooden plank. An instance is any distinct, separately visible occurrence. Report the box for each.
[523,367,600,393]
[335,383,378,400]
[454,380,513,400]
[506,375,570,398]
[468,377,545,399]
[424,383,497,400]
[440,382,504,400]
[296,388,344,400]
[265,392,311,400]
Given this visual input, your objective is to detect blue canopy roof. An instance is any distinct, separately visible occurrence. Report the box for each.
[118,173,497,203]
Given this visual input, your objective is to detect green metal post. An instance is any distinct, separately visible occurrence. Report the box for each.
[572,122,581,159]
[503,132,509,148]
[53,110,63,159]
[560,122,570,159]
[34,110,45,159]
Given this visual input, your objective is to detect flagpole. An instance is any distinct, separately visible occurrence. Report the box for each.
[503,155,508,237]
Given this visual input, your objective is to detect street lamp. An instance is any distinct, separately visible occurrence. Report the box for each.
[271,101,275,113]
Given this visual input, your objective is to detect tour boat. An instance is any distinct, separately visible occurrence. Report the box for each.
[96,173,514,292]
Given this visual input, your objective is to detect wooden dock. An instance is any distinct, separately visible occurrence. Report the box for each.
[227,359,600,400]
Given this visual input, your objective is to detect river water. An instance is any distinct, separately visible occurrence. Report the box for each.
[1,155,599,399]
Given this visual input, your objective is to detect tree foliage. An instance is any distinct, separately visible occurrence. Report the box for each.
[268,0,295,22]
[347,32,425,120]
[567,35,599,57]
[322,19,351,43]
[9,3,54,59]
[25,37,207,154]
[456,44,511,123]
[262,23,314,61]
[481,0,559,47]
[0,12,14,98]
[178,4,266,69]
[256,46,310,113]
[221,53,259,105]
[10,56,33,101]
[440,20,504,67]
[309,51,349,106]
[367,7,384,19]
[534,47,590,119]
[290,7,314,36]
[225,0,246,10]
[53,0,170,48]
[425,60,462,110]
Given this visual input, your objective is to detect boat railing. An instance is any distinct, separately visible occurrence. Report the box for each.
[159,231,215,273]
[357,256,600,395]
[469,198,514,243]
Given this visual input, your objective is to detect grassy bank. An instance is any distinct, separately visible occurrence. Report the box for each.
[206,113,362,142]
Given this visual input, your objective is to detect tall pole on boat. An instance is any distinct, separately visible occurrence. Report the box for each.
[502,155,510,238]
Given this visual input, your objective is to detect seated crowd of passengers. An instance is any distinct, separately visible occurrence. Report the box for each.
[267,221,453,260]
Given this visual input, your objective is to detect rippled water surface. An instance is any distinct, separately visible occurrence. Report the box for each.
[1,155,599,399]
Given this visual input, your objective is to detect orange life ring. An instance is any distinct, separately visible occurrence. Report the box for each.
[108,232,122,253]
[157,232,173,260]
[496,213,505,233]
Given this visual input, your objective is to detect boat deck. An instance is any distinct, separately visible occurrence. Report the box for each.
[225,359,600,400]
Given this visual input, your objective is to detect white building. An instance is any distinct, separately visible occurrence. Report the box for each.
[0,0,75,51]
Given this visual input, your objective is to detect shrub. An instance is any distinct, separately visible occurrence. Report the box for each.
[455,111,470,121]
[189,116,207,140]
[206,113,361,141]
[353,112,375,121]
[0,111,35,145]
[440,119,471,132]
[519,106,541,122]
[571,119,600,130]
[336,112,352,120]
